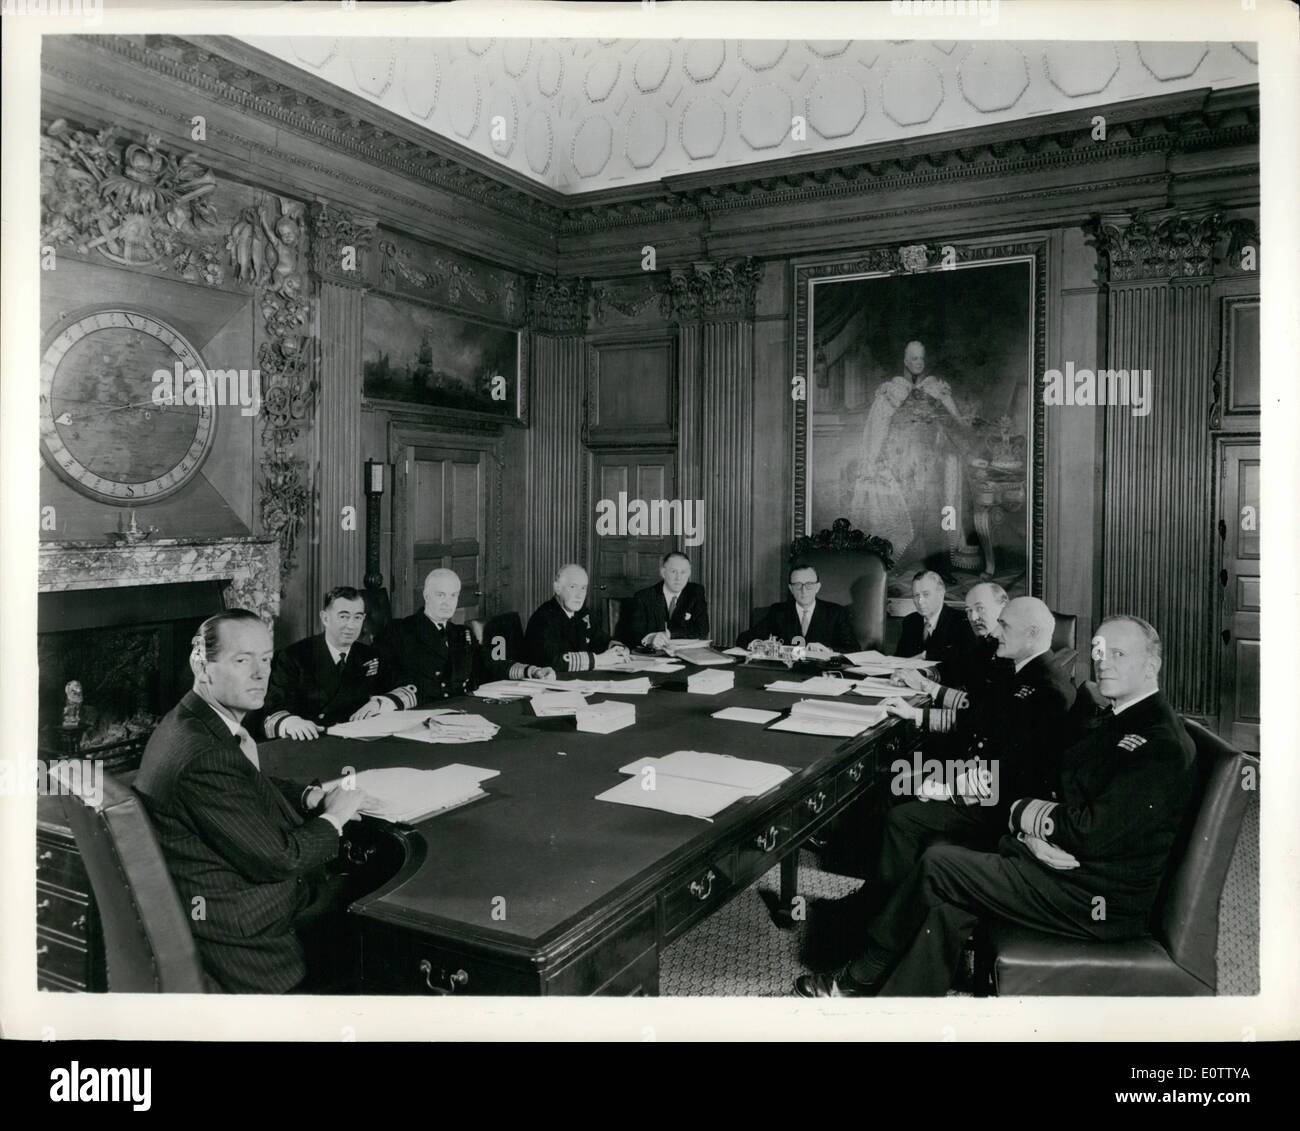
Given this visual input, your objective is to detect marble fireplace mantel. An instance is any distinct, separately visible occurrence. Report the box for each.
[38,536,280,623]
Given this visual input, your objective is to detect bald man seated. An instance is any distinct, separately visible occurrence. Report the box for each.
[379,568,553,704]
[876,597,1076,889]
[525,564,630,673]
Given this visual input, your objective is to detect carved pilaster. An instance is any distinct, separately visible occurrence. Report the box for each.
[1091,208,1225,282]
[527,275,591,335]
[659,257,763,323]
[310,200,377,288]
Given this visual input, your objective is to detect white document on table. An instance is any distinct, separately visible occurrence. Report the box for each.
[852,677,906,695]
[711,706,781,725]
[326,708,459,739]
[473,679,558,701]
[608,659,684,673]
[397,713,499,743]
[529,691,589,717]
[670,646,735,666]
[566,677,653,695]
[722,647,751,657]
[766,676,853,696]
[594,774,749,821]
[768,699,885,737]
[335,765,500,824]
[845,650,938,670]
[618,750,790,795]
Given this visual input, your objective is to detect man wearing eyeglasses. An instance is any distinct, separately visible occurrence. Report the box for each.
[737,563,858,657]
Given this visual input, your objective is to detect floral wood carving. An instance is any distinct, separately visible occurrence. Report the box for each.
[790,518,896,571]
[310,200,376,287]
[527,274,591,335]
[658,257,765,322]
[1091,209,1227,282]
[40,118,225,284]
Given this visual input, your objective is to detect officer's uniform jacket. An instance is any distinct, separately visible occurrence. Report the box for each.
[525,597,611,673]
[379,608,527,705]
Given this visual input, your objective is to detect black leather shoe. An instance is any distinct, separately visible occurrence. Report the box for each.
[793,968,881,998]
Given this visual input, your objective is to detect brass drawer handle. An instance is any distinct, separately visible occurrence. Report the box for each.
[36,945,49,957]
[848,761,864,783]
[688,869,716,901]
[36,898,51,912]
[418,959,469,994]
[805,791,827,816]
[38,850,54,863]
[71,914,87,932]
[756,825,780,853]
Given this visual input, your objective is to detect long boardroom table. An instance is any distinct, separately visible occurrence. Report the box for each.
[259,663,923,996]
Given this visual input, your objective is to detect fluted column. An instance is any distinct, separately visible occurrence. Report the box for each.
[666,259,764,646]
[524,277,589,612]
[309,202,376,617]
[1094,210,1221,714]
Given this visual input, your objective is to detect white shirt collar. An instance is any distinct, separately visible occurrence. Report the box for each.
[423,608,449,630]
[555,597,576,620]
[1014,646,1051,674]
[1111,687,1159,716]
[797,600,816,620]
[194,685,244,738]
[325,639,349,665]
[662,583,680,608]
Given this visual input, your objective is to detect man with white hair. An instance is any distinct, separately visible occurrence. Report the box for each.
[797,614,1195,997]
[380,568,552,704]
[525,563,631,672]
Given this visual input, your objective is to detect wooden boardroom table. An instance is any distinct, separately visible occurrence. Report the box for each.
[260,663,923,996]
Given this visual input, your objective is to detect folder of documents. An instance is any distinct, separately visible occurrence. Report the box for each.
[575,701,636,733]
[766,676,853,696]
[594,775,748,821]
[396,712,500,743]
[340,765,500,824]
[530,691,589,717]
[767,699,885,737]
[844,650,938,670]
[669,644,735,666]
[327,708,472,739]
[473,679,559,701]
[711,706,782,725]
[687,669,735,694]
[565,677,653,695]
[851,677,907,695]
[608,659,685,673]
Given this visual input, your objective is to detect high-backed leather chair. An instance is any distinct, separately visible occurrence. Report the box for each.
[776,549,888,650]
[976,719,1256,995]
[1050,611,1077,654]
[54,764,209,993]
[470,610,525,661]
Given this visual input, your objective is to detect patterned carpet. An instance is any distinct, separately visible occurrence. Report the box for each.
[661,791,1260,996]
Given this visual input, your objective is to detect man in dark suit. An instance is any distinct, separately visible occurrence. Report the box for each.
[797,615,1195,997]
[525,563,630,673]
[895,570,978,671]
[135,610,369,994]
[737,563,858,656]
[617,551,710,649]
[380,568,552,704]
[257,586,418,740]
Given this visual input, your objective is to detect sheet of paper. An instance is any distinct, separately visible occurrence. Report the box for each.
[766,677,852,696]
[396,713,499,743]
[567,677,653,695]
[789,699,886,727]
[852,677,906,695]
[670,645,735,666]
[607,659,684,673]
[767,714,866,737]
[844,650,937,670]
[594,774,749,821]
[722,647,751,657]
[618,750,790,794]
[711,706,782,724]
[326,708,461,739]
[473,679,561,700]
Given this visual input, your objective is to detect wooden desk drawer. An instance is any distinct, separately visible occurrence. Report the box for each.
[661,856,734,940]
[733,808,794,884]
[36,930,90,987]
[37,839,87,895]
[359,921,537,996]
[791,781,833,835]
[836,755,871,802]
[36,885,91,942]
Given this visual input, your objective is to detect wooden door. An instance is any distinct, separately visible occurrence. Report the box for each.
[591,450,676,636]
[395,445,485,623]
[1217,440,1260,752]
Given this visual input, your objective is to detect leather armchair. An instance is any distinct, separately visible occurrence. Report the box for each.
[470,610,525,661]
[976,719,1256,995]
[782,548,888,651]
[55,765,209,993]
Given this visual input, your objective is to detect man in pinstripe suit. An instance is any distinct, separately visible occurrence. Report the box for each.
[135,610,369,993]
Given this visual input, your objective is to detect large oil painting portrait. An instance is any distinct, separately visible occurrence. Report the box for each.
[362,292,525,422]
[794,244,1046,604]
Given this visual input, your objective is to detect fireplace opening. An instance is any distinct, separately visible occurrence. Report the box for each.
[38,582,227,771]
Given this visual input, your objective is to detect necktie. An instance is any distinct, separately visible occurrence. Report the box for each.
[336,651,347,671]
[799,607,811,637]
[234,725,260,770]
[923,619,933,642]
[667,593,678,620]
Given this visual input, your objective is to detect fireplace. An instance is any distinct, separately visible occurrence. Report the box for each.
[37,537,279,771]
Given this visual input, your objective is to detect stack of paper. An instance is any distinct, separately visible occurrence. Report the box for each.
[339,765,500,824]
[566,677,653,696]
[687,669,735,695]
[844,650,939,677]
[608,659,685,673]
[668,644,735,667]
[529,691,590,717]
[711,706,781,724]
[399,713,500,743]
[326,709,487,740]
[473,679,558,701]
[596,750,791,820]
[851,677,907,696]
[766,675,853,696]
[575,701,636,733]
[768,699,886,737]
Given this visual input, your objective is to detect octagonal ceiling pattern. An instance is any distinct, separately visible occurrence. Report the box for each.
[242,36,1258,194]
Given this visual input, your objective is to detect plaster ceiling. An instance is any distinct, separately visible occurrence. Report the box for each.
[240,36,1258,195]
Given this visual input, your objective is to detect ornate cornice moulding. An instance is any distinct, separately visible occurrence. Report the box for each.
[46,35,1258,243]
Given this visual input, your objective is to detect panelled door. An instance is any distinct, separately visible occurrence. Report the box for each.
[1217,440,1260,752]
[395,445,485,623]
[590,450,676,637]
